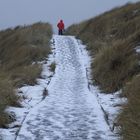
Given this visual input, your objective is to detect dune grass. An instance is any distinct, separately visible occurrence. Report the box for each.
[0,71,20,127]
[92,40,139,93]
[0,22,53,127]
[118,75,140,140]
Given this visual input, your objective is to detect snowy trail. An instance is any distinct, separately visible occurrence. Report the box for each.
[16,35,117,140]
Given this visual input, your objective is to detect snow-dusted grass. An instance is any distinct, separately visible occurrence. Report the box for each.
[118,75,140,140]
[0,72,20,128]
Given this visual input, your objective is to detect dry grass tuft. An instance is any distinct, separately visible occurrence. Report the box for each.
[11,64,42,87]
[93,40,139,93]
[118,75,140,140]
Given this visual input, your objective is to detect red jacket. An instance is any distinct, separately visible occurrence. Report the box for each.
[57,20,64,30]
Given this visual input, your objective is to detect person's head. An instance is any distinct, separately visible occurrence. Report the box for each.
[60,20,63,23]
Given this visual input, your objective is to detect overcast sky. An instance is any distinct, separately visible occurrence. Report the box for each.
[0,0,139,32]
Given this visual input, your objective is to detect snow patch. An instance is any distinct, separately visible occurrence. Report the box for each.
[135,46,140,53]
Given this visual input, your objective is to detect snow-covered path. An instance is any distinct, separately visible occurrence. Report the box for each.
[16,35,117,140]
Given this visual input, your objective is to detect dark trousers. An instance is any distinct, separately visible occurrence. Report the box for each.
[58,29,63,35]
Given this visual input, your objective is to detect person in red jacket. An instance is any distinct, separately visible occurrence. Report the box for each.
[57,20,65,35]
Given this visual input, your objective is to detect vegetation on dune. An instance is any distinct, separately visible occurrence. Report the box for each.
[93,41,139,93]
[118,75,140,140]
[0,22,53,127]
[67,2,140,139]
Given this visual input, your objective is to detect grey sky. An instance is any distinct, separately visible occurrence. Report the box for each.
[0,0,139,32]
